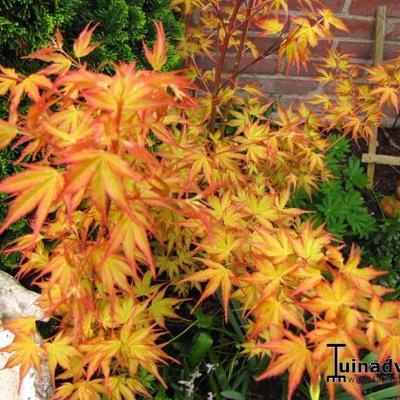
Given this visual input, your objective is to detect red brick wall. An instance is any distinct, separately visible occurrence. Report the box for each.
[239,0,400,107]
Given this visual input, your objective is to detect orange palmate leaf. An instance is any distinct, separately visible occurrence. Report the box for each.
[2,317,37,336]
[302,276,357,320]
[63,150,136,219]
[109,376,150,400]
[1,333,44,387]
[43,333,80,378]
[0,120,18,149]
[256,18,284,36]
[180,258,234,321]
[0,166,64,235]
[143,21,167,71]
[366,296,399,344]
[0,66,20,95]
[92,250,135,300]
[149,290,181,328]
[257,332,318,400]
[56,380,106,400]
[108,215,155,276]
[378,335,400,365]
[73,22,101,58]
[334,246,387,292]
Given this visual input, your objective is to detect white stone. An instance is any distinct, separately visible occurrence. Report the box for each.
[0,271,53,399]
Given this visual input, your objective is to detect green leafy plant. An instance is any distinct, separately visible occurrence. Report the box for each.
[292,136,376,239]
[149,300,269,400]
[359,217,400,299]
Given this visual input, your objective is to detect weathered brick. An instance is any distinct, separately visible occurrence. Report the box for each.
[349,0,400,18]
[333,16,400,42]
[387,17,400,40]
[197,54,279,74]
[287,0,345,12]
[241,76,319,95]
[333,17,376,39]
[337,40,400,60]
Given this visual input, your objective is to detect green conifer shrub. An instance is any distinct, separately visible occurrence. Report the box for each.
[0,0,182,72]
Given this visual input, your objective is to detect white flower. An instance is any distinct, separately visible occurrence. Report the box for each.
[178,380,192,388]
[205,363,216,374]
[207,392,215,400]
[190,368,202,380]
[186,383,195,397]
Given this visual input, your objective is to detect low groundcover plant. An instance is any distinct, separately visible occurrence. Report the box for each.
[0,1,400,399]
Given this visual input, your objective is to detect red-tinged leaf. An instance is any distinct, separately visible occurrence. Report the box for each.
[56,380,106,400]
[319,9,349,32]
[179,259,234,321]
[335,246,386,292]
[80,338,122,379]
[143,21,167,71]
[367,296,399,344]
[43,333,80,379]
[302,276,357,320]
[63,150,136,219]
[257,332,318,400]
[73,22,101,58]
[378,335,400,364]
[55,26,63,48]
[371,86,399,112]
[92,250,135,300]
[0,119,17,149]
[1,333,44,390]
[149,290,181,327]
[256,18,284,36]
[108,216,155,277]
[0,66,20,96]
[250,297,305,339]
[2,317,37,335]
[0,166,64,235]
[42,54,72,75]
[148,121,176,145]
[10,74,52,113]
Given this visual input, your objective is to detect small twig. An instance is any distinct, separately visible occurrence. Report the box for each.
[209,0,244,133]
[220,0,255,134]
[381,126,400,151]
[218,35,283,94]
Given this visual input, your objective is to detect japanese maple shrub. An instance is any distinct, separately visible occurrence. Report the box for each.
[0,2,400,400]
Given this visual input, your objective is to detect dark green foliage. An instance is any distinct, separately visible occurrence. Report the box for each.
[147,300,269,400]
[359,217,400,299]
[0,0,183,72]
[292,135,376,239]
[0,147,29,270]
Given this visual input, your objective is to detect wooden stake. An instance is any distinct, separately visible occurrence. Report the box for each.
[362,153,400,167]
[367,6,386,187]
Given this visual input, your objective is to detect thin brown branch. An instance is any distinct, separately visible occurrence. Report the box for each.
[209,0,244,133]
[221,0,255,134]
[218,35,283,94]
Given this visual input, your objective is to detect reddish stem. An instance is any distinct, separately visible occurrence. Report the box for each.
[209,0,243,133]
[218,36,283,94]
[221,0,255,134]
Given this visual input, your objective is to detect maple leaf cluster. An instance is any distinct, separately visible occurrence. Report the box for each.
[313,51,400,139]
[0,1,399,399]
